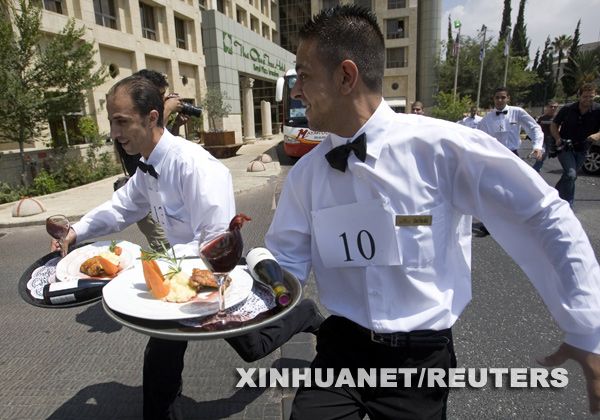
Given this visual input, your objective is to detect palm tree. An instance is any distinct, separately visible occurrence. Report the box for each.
[563,50,600,87]
[552,34,573,82]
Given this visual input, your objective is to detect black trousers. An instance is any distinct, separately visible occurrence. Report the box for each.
[143,299,321,420]
[291,316,456,420]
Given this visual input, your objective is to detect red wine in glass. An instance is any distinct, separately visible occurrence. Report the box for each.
[199,214,251,320]
[46,215,70,257]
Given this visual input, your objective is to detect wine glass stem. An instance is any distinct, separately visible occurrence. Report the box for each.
[216,273,227,318]
[59,238,67,257]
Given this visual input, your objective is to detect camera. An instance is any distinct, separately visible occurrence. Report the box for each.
[180,102,202,118]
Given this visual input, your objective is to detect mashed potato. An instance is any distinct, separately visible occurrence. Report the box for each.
[164,271,197,303]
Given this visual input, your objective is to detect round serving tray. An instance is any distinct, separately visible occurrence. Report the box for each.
[102,269,303,340]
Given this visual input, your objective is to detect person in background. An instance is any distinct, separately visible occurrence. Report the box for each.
[474,87,544,237]
[551,83,600,206]
[477,86,543,158]
[532,100,559,173]
[50,75,323,420]
[265,5,600,419]
[457,106,482,129]
[411,100,424,115]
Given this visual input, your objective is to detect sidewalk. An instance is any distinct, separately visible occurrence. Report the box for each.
[0,135,282,228]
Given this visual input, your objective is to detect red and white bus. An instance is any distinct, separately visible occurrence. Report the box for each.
[275,69,328,158]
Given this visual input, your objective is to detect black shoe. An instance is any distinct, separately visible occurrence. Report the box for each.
[301,299,326,335]
[472,222,490,238]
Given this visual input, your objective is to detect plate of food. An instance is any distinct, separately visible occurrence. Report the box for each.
[55,240,135,282]
[102,258,253,320]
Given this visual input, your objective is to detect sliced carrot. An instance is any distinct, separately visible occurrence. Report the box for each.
[142,258,169,299]
[97,255,120,276]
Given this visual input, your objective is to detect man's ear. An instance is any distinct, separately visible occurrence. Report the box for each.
[148,109,160,127]
[339,60,359,95]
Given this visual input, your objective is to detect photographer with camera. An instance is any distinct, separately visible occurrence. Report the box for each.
[114,69,202,250]
[551,83,600,206]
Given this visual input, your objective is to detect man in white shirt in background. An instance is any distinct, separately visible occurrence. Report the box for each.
[458,106,482,129]
[478,86,544,157]
[474,87,545,236]
[265,5,600,419]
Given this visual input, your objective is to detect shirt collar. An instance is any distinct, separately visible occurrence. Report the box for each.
[141,129,175,177]
[326,99,391,161]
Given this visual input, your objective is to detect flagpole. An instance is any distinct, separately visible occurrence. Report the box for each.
[452,22,461,102]
[503,26,511,86]
[476,25,487,109]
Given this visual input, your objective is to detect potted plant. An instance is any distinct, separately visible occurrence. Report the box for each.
[201,87,235,148]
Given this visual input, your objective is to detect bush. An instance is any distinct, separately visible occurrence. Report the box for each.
[429,92,474,123]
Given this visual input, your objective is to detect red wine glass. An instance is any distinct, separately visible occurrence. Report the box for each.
[46,214,70,257]
[199,230,243,320]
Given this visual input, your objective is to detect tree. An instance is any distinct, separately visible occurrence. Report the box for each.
[446,15,454,61]
[499,0,512,41]
[562,50,600,89]
[561,20,581,97]
[201,87,232,132]
[437,35,537,107]
[429,92,473,122]
[532,48,540,72]
[552,34,573,82]
[0,1,106,185]
[510,0,530,59]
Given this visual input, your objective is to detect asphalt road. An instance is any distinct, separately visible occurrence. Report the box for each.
[1,142,600,419]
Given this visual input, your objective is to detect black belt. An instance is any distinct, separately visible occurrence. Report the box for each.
[336,316,452,348]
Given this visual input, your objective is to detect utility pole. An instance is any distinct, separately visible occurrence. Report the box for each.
[476,25,487,110]
[452,20,462,102]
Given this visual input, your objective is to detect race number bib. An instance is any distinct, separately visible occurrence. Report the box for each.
[148,189,168,228]
[312,199,401,268]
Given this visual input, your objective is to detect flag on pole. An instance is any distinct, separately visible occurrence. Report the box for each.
[453,31,460,57]
[504,27,512,56]
[479,39,486,61]
[452,20,461,57]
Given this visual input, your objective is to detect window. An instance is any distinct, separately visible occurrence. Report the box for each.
[322,0,339,8]
[175,17,187,49]
[217,0,225,13]
[354,0,371,10]
[42,0,64,14]
[198,0,206,9]
[93,0,117,29]
[387,0,406,9]
[386,19,405,39]
[140,3,157,41]
[386,47,407,68]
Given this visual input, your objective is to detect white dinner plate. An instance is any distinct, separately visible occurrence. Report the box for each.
[55,241,136,282]
[102,258,253,320]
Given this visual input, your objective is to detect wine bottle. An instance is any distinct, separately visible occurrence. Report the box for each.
[42,280,106,305]
[246,247,291,307]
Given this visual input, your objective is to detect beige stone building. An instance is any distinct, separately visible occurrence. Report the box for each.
[31,0,294,145]
[279,0,441,113]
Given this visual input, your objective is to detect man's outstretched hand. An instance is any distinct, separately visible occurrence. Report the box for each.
[538,342,600,414]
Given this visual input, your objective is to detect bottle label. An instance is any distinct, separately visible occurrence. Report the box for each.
[50,293,77,304]
[50,281,79,291]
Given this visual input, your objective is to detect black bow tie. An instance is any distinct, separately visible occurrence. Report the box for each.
[496,110,508,115]
[138,161,158,179]
[325,133,367,172]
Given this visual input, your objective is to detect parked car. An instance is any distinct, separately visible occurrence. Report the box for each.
[583,140,600,174]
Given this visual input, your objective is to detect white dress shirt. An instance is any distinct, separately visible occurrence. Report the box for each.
[73,129,235,255]
[265,100,600,353]
[478,105,543,151]
[458,114,482,129]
